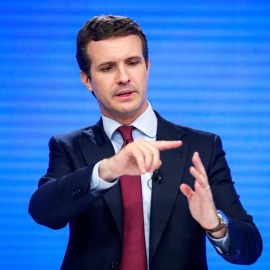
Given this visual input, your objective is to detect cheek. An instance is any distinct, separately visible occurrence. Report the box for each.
[91,79,104,93]
[140,73,148,91]
[92,81,114,102]
[133,72,146,88]
[94,74,115,91]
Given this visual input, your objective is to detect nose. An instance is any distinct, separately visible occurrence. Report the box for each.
[115,66,130,85]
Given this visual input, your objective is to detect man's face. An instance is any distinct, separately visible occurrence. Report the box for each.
[81,35,150,124]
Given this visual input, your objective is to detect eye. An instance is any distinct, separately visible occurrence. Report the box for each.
[128,60,139,66]
[101,65,114,72]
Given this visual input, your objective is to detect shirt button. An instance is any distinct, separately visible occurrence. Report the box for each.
[111,261,119,269]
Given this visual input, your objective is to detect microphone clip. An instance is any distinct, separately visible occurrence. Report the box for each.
[151,170,162,184]
[147,170,162,190]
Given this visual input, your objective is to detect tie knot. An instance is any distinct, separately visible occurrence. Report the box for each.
[117,126,134,144]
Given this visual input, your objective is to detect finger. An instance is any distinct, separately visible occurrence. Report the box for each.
[189,166,206,183]
[134,141,155,173]
[130,140,153,172]
[194,180,207,199]
[190,152,209,188]
[139,140,161,172]
[192,152,207,177]
[190,166,209,191]
[150,140,182,151]
[180,183,194,200]
[126,146,147,174]
[126,141,161,174]
[194,179,214,202]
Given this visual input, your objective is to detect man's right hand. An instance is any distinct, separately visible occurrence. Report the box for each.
[99,139,182,182]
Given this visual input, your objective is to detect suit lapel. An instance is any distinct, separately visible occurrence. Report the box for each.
[79,119,115,165]
[149,114,189,263]
[78,119,123,240]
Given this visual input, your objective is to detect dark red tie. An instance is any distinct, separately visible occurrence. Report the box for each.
[117,126,147,270]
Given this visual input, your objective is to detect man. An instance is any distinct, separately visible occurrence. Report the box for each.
[29,15,262,270]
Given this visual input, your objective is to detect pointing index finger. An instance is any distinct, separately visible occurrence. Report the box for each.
[150,140,182,151]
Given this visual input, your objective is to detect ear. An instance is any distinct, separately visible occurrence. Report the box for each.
[146,59,150,77]
[147,59,150,70]
[80,70,92,92]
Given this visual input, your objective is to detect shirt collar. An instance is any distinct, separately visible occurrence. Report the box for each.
[102,102,157,140]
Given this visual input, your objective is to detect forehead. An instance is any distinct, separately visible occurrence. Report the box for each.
[87,35,143,65]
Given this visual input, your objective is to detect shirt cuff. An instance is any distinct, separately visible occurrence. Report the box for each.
[91,161,118,195]
[207,228,230,255]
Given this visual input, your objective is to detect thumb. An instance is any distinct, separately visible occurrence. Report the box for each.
[180,183,193,200]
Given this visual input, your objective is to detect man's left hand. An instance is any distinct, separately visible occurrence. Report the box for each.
[180,152,227,238]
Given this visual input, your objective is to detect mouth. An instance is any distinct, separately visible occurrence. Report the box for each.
[115,90,135,97]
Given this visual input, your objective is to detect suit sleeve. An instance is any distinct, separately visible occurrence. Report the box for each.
[208,135,262,264]
[28,136,101,229]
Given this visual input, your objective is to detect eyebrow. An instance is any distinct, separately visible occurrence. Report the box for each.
[96,56,143,69]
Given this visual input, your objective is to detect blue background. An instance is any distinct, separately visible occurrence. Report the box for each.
[0,1,269,269]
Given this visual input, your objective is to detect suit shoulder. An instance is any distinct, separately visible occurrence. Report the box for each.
[156,112,219,146]
[54,126,91,140]
[170,123,224,155]
[155,111,216,138]
[161,115,217,139]
[50,122,99,146]
[179,125,216,139]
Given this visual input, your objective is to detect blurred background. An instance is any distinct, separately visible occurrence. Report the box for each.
[0,0,269,269]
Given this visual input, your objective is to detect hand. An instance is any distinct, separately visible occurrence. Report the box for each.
[180,152,227,238]
[99,139,182,181]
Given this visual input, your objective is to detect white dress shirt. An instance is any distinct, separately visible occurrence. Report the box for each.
[90,103,230,268]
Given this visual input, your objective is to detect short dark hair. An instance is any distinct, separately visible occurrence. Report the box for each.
[76,15,148,81]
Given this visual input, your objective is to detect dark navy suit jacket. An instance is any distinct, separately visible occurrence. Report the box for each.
[29,112,262,270]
